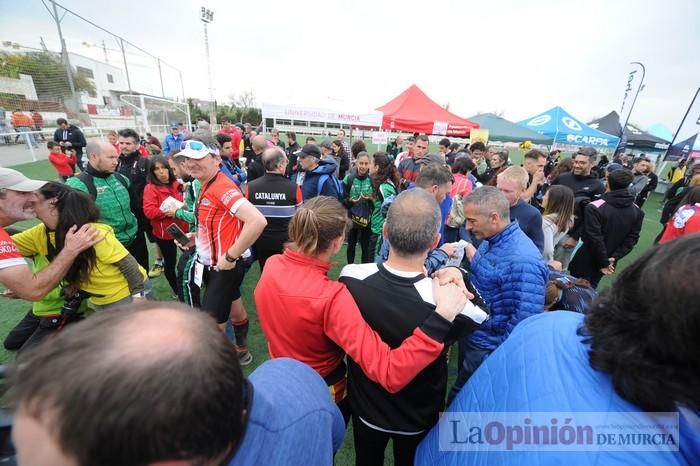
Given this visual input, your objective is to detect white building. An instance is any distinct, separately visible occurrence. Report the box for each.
[68,53,129,111]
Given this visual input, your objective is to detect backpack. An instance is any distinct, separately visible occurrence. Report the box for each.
[447,194,466,228]
[77,171,129,199]
[316,173,346,202]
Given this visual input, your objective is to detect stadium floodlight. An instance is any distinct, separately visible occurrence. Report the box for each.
[201,7,214,23]
[200,6,215,122]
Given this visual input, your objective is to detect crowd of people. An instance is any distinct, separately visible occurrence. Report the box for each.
[0,122,698,466]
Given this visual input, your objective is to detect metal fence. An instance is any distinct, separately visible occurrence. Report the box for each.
[1,1,187,139]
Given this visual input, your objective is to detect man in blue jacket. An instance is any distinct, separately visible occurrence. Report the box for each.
[449,186,548,402]
[497,166,545,252]
[162,124,184,157]
[296,144,342,201]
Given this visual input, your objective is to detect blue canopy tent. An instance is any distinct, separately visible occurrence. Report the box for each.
[517,106,620,149]
[466,113,551,144]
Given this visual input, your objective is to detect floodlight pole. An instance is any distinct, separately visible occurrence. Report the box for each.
[201,7,216,124]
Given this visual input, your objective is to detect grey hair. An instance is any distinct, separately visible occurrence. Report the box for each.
[386,189,441,257]
[262,147,286,172]
[188,132,220,150]
[196,120,210,130]
[462,186,510,222]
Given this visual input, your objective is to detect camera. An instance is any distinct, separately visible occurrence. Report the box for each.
[60,288,91,324]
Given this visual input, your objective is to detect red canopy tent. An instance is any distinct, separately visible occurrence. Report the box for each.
[376,84,479,136]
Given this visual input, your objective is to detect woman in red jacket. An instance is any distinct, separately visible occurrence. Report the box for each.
[254,196,468,421]
[142,155,189,293]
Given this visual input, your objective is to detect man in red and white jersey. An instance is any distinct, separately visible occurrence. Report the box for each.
[176,137,267,341]
[0,167,99,301]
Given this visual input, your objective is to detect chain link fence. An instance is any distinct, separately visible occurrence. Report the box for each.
[1,0,190,166]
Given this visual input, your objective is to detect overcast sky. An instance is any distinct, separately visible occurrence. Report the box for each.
[2,0,699,131]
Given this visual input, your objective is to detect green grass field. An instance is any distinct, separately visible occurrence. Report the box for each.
[0,156,666,465]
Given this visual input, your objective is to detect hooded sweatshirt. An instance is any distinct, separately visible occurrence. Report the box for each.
[569,189,644,281]
[300,157,339,201]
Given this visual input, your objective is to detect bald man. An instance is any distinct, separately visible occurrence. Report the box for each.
[246,135,268,183]
[11,301,345,466]
[340,189,488,465]
[66,141,139,248]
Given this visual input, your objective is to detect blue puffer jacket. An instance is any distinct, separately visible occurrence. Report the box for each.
[416,312,700,465]
[300,157,339,201]
[468,221,548,351]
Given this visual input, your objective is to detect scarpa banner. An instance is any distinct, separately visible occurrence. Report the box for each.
[664,88,700,162]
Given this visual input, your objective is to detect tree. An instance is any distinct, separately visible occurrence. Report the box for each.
[0,51,95,99]
[73,70,97,97]
[187,98,208,123]
[230,90,257,123]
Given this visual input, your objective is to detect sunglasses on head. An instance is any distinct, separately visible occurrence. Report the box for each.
[180,140,217,154]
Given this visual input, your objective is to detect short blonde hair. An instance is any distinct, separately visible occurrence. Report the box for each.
[498,166,529,190]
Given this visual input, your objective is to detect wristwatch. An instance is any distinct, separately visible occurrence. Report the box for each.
[225,251,237,263]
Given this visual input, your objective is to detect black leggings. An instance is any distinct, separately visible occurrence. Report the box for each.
[347,224,371,264]
[155,238,178,293]
[3,310,62,355]
[368,233,382,262]
[352,415,427,466]
[126,229,149,271]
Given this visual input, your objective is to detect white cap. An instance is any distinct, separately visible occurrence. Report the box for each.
[0,167,46,192]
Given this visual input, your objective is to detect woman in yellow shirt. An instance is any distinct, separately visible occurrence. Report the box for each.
[12,182,149,310]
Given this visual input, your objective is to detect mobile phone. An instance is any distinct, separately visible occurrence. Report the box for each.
[167,224,191,245]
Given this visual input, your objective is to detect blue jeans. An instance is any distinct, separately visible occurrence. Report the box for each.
[448,338,491,406]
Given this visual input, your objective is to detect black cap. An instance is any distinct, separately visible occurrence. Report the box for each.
[576,147,598,157]
[299,144,321,159]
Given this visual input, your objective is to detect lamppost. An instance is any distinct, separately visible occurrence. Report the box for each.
[200,7,216,125]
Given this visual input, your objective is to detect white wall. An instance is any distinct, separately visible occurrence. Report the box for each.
[68,53,128,108]
[0,74,38,100]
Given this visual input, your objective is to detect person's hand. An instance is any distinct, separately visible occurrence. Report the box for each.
[64,141,72,147]
[548,260,563,271]
[432,267,466,290]
[440,243,457,257]
[464,243,477,262]
[562,237,578,249]
[533,168,546,185]
[433,278,470,322]
[63,224,102,255]
[600,257,615,275]
[216,254,237,271]
[174,232,195,250]
[164,206,178,218]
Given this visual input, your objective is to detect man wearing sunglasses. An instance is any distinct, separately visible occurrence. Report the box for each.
[175,137,267,350]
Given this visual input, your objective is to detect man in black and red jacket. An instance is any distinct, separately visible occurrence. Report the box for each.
[340,189,489,465]
[569,169,644,288]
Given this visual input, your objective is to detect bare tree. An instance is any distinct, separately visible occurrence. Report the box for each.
[230,90,257,122]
